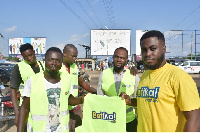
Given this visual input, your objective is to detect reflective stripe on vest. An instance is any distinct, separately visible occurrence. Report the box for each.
[73,85,78,89]
[28,72,71,132]
[61,109,69,117]
[18,61,44,106]
[102,67,136,123]
[32,114,47,121]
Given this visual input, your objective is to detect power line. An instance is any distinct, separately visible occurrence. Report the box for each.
[60,0,91,30]
[102,0,116,29]
[172,5,200,30]
[75,0,99,28]
[186,18,200,30]
[84,0,104,28]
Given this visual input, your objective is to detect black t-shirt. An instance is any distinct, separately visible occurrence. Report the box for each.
[10,64,40,88]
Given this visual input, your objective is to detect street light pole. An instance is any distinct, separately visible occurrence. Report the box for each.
[0,33,4,56]
[105,26,109,68]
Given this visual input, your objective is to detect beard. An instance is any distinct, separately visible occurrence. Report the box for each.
[114,64,124,71]
[144,53,165,70]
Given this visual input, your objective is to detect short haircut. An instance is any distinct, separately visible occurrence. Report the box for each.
[45,47,63,58]
[63,44,77,53]
[19,43,33,54]
[140,30,165,45]
[114,47,128,57]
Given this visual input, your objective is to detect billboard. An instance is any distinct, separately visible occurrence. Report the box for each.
[9,37,46,55]
[136,30,148,56]
[91,29,131,56]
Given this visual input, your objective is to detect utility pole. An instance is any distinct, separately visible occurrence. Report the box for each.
[191,32,193,60]
[0,33,4,56]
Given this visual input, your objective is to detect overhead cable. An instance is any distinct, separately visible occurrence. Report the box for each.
[60,0,91,30]
[85,0,104,28]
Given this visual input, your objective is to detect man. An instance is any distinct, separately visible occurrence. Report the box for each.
[61,44,96,132]
[17,47,84,132]
[10,43,44,127]
[97,47,140,132]
[123,30,200,132]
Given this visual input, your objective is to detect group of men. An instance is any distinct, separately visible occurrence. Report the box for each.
[10,30,200,132]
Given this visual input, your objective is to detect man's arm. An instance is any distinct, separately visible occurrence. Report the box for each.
[10,88,19,126]
[17,97,30,132]
[130,66,138,76]
[68,94,84,105]
[10,65,22,126]
[78,76,96,94]
[183,108,200,132]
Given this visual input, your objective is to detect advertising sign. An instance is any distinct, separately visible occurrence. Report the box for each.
[9,37,46,55]
[91,29,131,56]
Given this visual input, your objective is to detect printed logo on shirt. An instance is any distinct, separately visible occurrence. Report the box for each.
[92,111,116,123]
[137,87,160,103]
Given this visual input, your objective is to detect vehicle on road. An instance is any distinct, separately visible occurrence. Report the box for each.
[0,63,16,86]
[177,61,200,74]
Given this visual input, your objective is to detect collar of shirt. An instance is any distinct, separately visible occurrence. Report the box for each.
[65,65,70,74]
[113,68,126,75]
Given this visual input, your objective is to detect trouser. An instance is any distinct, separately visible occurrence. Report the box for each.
[69,105,83,132]
[126,117,137,132]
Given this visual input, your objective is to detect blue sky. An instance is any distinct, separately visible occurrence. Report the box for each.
[0,0,200,59]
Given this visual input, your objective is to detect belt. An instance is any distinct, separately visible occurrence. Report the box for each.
[70,105,80,112]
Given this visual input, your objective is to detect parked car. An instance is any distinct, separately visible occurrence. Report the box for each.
[0,62,16,86]
[177,61,200,74]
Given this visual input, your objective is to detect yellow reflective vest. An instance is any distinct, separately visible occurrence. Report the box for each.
[18,60,44,106]
[75,94,126,132]
[60,63,78,110]
[27,72,71,132]
[102,67,136,123]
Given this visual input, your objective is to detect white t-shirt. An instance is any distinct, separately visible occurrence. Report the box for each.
[22,78,73,132]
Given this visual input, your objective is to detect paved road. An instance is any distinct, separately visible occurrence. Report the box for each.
[3,70,200,132]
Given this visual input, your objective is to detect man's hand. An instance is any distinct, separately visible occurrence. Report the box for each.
[10,88,20,126]
[81,93,86,103]
[120,92,131,105]
[14,110,19,126]
[120,92,137,107]
[130,66,138,76]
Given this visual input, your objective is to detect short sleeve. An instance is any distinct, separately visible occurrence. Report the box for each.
[174,75,200,111]
[10,64,23,88]
[21,78,32,97]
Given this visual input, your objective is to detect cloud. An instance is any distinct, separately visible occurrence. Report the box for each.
[4,26,17,33]
[82,33,89,38]
[68,34,79,43]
